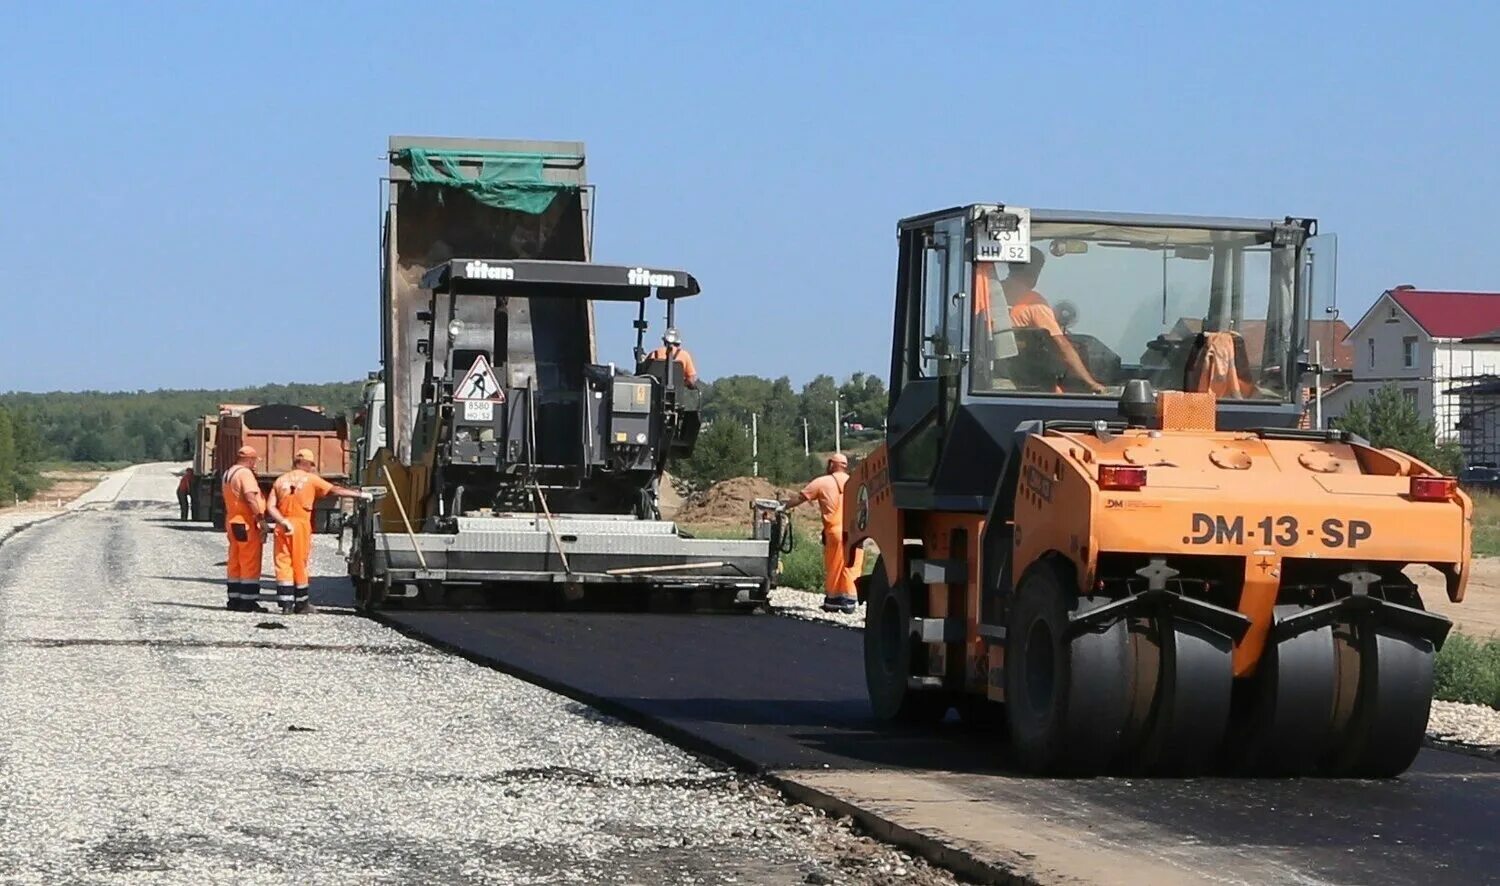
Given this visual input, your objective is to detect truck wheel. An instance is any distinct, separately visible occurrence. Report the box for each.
[864,559,949,725]
[1005,561,1131,775]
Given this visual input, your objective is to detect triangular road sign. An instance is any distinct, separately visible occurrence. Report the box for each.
[454,354,504,401]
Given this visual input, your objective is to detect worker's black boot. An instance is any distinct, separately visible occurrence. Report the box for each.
[292,588,315,614]
[241,583,268,613]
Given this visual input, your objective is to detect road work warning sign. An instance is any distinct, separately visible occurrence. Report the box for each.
[455,355,504,422]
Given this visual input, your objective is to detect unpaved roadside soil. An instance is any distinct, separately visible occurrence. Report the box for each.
[1414,560,1500,638]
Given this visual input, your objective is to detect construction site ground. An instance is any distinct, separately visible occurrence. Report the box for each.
[0,464,958,885]
[6,466,1500,885]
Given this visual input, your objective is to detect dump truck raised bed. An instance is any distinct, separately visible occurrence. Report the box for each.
[209,404,352,534]
[846,204,1471,777]
[345,136,781,611]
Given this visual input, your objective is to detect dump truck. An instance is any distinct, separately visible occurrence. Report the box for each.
[345,136,782,610]
[845,204,1471,777]
[209,404,352,534]
[188,403,254,523]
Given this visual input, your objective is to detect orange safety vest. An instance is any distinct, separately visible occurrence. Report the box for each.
[646,345,697,383]
[1191,332,1256,399]
[222,465,261,524]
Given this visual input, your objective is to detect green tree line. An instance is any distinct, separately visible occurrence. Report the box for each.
[0,404,45,503]
[674,372,889,485]
[0,382,365,467]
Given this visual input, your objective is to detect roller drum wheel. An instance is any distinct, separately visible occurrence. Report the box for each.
[1326,624,1434,778]
[1004,563,1131,775]
[1230,604,1338,776]
[1132,617,1234,776]
[863,561,950,725]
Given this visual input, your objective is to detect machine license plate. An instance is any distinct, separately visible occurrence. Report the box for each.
[974,206,1031,262]
[463,400,495,422]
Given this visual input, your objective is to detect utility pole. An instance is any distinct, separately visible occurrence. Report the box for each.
[802,418,810,456]
[833,397,842,453]
[751,413,759,477]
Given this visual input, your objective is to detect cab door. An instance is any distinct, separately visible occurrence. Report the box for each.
[888,216,965,504]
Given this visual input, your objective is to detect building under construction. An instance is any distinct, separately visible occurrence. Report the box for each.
[1451,374,1500,466]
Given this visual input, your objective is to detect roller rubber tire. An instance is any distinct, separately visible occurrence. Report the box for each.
[1133,617,1234,775]
[1230,604,1338,776]
[1005,562,1131,775]
[864,561,950,725]
[1326,624,1434,778]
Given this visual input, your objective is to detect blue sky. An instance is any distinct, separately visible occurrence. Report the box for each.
[1,1,1496,393]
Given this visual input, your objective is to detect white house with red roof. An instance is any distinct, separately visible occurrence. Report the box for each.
[1326,286,1500,441]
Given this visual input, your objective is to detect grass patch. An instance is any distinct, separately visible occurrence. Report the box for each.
[1472,492,1500,558]
[1434,633,1500,709]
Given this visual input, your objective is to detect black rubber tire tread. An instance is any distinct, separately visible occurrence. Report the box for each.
[1004,561,1131,775]
[863,560,950,725]
[1116,616,1161,771]
[1232,604,1338,776]
[1135,617,1234,776]
[1327,625,1434,778]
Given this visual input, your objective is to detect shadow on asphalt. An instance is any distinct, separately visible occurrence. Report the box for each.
[152,523,220,533]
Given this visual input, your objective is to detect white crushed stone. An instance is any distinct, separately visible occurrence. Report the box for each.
[1426,700,1500,753]
[0,463,959,885]
[769,587,864,629]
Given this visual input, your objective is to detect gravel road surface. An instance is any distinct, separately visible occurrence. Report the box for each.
[0,463,959,885]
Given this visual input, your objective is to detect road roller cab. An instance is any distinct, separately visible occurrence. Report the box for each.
[846,204,1472,777]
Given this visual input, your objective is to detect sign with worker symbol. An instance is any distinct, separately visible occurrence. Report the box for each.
[455,354,504,422]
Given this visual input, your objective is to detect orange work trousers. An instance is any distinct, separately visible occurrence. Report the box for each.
[273,519,314,589]
[225,516,264,582]
[821,528,864,597]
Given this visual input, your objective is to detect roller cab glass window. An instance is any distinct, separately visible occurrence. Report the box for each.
[970,221,1299,401]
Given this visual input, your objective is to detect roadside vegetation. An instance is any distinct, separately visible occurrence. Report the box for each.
[1470,492,1500,558]
[0,404,44,504]
[674,373,886,486]
[1435,634,1500,709]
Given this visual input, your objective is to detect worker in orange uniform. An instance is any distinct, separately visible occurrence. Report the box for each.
[782,452,864,614]
[177,467,195,520]
[222,446,268,612]
[265,448,371,614]
[644,328,698,388]
[974,247,1106,393]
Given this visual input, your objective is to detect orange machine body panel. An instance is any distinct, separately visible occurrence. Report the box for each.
[1011,426,1471,675]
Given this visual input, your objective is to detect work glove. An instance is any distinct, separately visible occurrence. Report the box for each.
[360,491,375,502]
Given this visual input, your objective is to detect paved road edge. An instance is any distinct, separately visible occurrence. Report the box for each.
[0,465,139,552]
[371,610,1038,886]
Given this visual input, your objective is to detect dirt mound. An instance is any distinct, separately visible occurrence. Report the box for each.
[676,476,796,526]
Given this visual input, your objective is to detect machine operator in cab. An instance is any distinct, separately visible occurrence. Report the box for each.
[265,448,371,614]
[643,328,699,389]
[782,452,864,614]
[975,247,1107,393]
